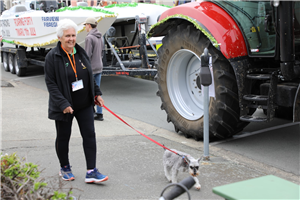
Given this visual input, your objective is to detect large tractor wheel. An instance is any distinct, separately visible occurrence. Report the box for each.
[155,24,247,140]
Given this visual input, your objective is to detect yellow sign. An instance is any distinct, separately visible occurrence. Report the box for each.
[250,26,260,32]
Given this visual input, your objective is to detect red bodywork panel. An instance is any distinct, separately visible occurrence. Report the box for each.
[160,2,248,59]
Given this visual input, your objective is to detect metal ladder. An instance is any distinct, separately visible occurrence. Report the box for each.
[240,69,278,122]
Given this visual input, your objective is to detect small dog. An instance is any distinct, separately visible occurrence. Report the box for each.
[163,149,201,190]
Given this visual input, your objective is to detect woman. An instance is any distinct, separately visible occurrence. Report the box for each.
[44,18,108,183]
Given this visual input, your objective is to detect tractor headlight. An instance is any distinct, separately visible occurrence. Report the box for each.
[273,0,280,7]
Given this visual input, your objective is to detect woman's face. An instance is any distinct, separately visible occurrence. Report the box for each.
[58,28,76,52]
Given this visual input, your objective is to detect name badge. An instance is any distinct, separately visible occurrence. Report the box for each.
[72,79,84,92]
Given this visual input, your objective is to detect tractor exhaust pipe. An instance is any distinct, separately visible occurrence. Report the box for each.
[278,1,300,80]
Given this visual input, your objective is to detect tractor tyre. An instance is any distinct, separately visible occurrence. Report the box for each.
[155,24,247,140]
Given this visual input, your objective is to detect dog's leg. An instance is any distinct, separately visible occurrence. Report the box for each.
[171,168,179,183]
[164,165,172,182]
[193,177,201,190]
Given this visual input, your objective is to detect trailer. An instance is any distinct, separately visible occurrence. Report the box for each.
[1,3,170,77]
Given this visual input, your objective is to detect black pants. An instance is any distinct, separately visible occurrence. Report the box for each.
[55,105,96,169]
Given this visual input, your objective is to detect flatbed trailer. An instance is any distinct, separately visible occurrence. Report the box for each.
[0,45,158,77]
[0,3,170,78]
[0,26,157,77]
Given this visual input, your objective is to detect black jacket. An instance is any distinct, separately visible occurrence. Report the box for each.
[45,41,102,122]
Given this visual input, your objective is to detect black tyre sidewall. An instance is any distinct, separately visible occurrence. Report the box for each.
[9,53,16,74]
[15,52,27,77]
[3,52,10,72]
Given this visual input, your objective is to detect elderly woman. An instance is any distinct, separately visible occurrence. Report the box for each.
[44,19,108,183]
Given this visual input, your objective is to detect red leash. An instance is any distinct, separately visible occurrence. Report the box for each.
[103,105,180,156]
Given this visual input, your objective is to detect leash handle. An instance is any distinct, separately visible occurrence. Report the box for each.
[103,105,179,155]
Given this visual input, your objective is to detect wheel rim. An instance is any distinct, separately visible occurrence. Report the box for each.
[3,53,8,71]
[9,54,14,72]
[167,49,212,121]
[14,56,19,75]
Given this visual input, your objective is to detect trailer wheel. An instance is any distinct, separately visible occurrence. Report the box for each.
[3,52,10,72]
[14,55,26,77]
[9,53,16,74]
[156,24,246,140]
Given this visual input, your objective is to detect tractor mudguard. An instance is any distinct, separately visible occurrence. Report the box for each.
[148,1,248,59]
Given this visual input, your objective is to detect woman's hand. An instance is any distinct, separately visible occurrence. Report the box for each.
[95,95,104,107]
[63,106,74,114]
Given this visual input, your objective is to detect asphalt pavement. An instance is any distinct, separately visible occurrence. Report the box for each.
[1,71,299,199]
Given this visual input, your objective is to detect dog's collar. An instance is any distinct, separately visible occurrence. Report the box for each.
[182,156,189,165]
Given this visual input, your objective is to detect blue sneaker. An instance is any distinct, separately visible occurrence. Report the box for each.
[59,164,75,181]
[85,168,108,183]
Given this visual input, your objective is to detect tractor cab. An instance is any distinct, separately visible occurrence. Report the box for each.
[215,1,300,58]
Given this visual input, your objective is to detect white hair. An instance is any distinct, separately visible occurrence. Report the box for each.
[56,19,78,38]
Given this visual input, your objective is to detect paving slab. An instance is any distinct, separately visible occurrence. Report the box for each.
[1,80,14,87]
[1,79,299,200]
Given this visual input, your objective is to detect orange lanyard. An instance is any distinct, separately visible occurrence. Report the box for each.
[61,45,78,81]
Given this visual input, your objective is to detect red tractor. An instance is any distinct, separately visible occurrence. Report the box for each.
[148,1,300,140]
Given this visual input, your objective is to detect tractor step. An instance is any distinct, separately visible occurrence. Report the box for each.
[247,104,268,109]
[246,74,272,80]
[239,71,278,123]
[243,94,268,102]
[240,115,268,122]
